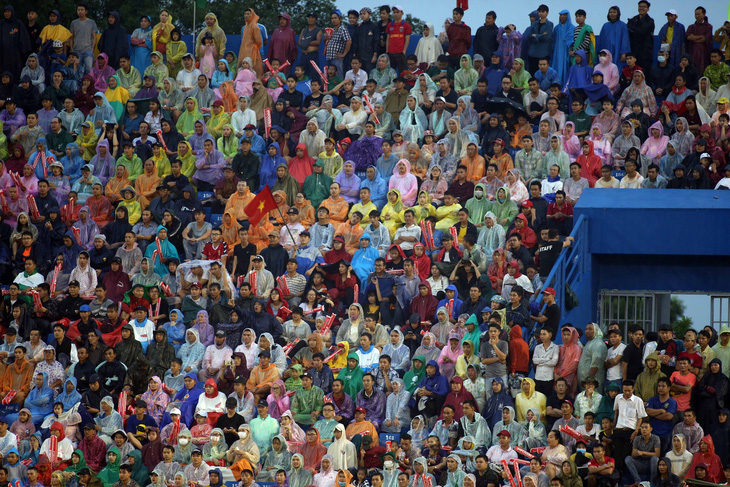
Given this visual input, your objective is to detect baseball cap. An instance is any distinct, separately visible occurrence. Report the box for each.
[543,287,556,296]
[215,330,226,337]
[192,448,203,455]
[301,372,312,380]
[355,407,366,414]
[212,100,224,107]
[80,304,91,312]
[497,430,511,438]
[170,408,181,416]
[665,9,678,15]
[392,5,404,11]
[521,201,533,208]
[244,124,256,130]
[307,12,318,18]
[191,282,203,289]
[258,399,268,407]
[700,152,712,159]
[493,138,505,146]
[83,422,96,430]
[69,280,80,287]
[559,399,573,408]
[258,350,271,358]
[288,207,299,214]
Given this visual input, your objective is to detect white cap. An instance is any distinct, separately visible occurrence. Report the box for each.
[170,408,181,415]
[700,152,711,159]
[665,9,677,15]
[392,5,404,11]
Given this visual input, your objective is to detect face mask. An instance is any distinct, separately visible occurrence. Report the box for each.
[384,460,394,469]
[658,56,666,63]
[179,438,189,445]
[211,436,220,444]
[239,431,248,439]
[599,56,606,63]
[474,190,484,198]
[338,483,346,487]
[577,448,586,454]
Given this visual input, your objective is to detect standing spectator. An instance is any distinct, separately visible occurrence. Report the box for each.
[627,1,656,74]
[598,6,631,71]
[385,6,411,73]
[645,377,677,455]
[98,11,129,70]
[325,10,352,78]
[527,5,554,74]
[239,9,264,77]
[474,12,500,69]
[268,14,297,74]
[686,7,713,74]
[0,6,31,81]
[376,6,391,57]
[658,10,687,66]
[299,14,323,80]
[613,380,647,470]
[669,356,697,421]
[70,4,98,74]
[622,325,646,382]
[447,9,472,69]
[532,328,559,397]
[355,8,379,73]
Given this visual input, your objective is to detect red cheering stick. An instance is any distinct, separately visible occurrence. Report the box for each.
[559,424,583,441]
[0,190,9,215]
[50,262,62,296]
[48,435,58,464]
[156,236,163,257]
[237,275,246,288]
[447,298,454,318]
[514,446,535,458]
[324,27,334,53]
[39,151,49,179]
[26,194,40,220]
[118,390,127,415]
[309,60,328,87]
[513,458,524,487]
[362,94,380,124]
[151,250,159,264]
[426,221,435,249]
[530,447,546,455]
[501,460,518,487]
[160,282,173,297]
[385,268,405,275]
[324,348,343,363]
[263,59,290,87]
[72,226,82,245]
[511,459,532,466]
[248,270,257,296]
[449,226,459,244]
[423,473,433,487]
[1,390,16,404]
[30,289,42,310]
[320,314,336,335]
[11,171,25,192]
[156,130,168,151]
[264,108,272,139]
[282,338,300,356]
[353,284,358,303]
[276,275,290,296]
[303,306,323,316]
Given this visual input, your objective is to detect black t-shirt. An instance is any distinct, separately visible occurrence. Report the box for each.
[278,89,304,111]
[537,241,562,278]
[470,89,493,114]
[303,93,324,109]
[233,242,257,277]
[436,88,459,108]
[622,341,645,381]
[542,303,560,336]
[216,411,246,446]
[546,391,575,430]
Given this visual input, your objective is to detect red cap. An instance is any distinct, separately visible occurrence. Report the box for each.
[355,407,366,414]
[191,282,203,289]
[212,100,224,107]
[497,430,511,438]
[493,138,505,146]
[543,287,556,296]
[521,200,533,208]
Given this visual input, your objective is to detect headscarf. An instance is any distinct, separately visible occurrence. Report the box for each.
[454,54,478,93]
[483,377,515,427]
[105,75,130,121]
[414,23,444,66]
[140,376,170,421]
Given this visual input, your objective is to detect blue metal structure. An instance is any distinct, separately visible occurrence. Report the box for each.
[533,189,730,333]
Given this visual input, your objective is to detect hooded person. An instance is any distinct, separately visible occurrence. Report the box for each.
[593,49,620,94]
[514,377,546,424]
[520,407,547,449]
[257,433,291,481]
[87,91,116,134]
[23,372,55,428]
[411,457,437,487]
[410,359,449,421]
[172,372,205,427]
[388,159,418,206]
[687,436,723,483]
[665,433,693,477]
[441,453,467,487]
[640,121,670,164]
[616,70,658,118]
[696,359,729,429]
[634,352,666,402]
[335,352,365,399]
[288,453,313,487]
[97,446,122,487]
[414,23,444,67]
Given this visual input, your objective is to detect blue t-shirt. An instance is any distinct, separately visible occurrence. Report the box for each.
[646,395,677,438]
[125,413,159,434]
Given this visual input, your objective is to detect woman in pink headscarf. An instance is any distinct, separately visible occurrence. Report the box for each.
[554,327,582,395]
[266,379,290,420]
[388,159,418,206]
[588,123,612,166]
[562,122,581,162]
[140,376,170,425]
[640,121,669,164]
[437,332,463,381]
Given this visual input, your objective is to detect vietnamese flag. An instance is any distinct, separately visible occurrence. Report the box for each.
[244,185,278,226]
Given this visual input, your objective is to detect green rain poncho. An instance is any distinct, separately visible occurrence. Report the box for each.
[97,447,121,487]
[64,449,89,474]
[336,353,365,398]
[127,450,149,486]
[465,182,492,227]
[491,187,518,230]
[403,355,427,394]
[454,54,478,94]
[577,323,608,389]
[176,97,204,139]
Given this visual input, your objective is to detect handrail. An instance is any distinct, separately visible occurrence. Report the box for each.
[531,214,588,341]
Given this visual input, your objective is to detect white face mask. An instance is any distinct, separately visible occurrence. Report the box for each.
[179,438,189,445]
[474,190,484,198]
[657,56,666,63]
[211,435,221,444]
[239,431,248,439]
[384,460,395,469]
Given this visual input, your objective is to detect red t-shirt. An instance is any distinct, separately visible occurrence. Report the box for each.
[588,456,615,468]
[203,241,229,261]
[670,371,697,411]
[386,21,412,54]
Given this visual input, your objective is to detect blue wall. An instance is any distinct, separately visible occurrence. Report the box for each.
[568,189,730,326]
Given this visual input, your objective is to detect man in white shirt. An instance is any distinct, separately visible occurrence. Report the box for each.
[613,380,647,470]
[345,57,368,93]
[234,328,259,370]
[532,328,559,396]
[486,429,518,463]
[176,54,202,92]
[604,329,627,391]
[393,209,421,254]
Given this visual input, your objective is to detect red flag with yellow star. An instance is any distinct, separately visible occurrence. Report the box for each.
[244,185,278,227]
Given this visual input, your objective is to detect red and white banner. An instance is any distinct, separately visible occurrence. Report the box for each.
[156,130,168,151]
[303,306,323,316]
[309,60,328,87]
[1,390,16,404]
[276,275,290,296]
[0,190,9,215]
[48,435,58,464]
[264,108,272,139]
[514,446,535,458]
[248,270,257,296]
[449,226,459,244]
[263,59,290,87]
[160,282,173,297]
[446,298,454,318]
[559,424,583,441]
[282,338,300,356]
[72,226,82,245]
[353,284,358,303]
[118,390,127,415]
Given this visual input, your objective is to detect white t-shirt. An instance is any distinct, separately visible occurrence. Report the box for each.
[606,343,627,381]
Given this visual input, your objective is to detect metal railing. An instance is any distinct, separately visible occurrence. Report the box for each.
[529,214,589,346]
